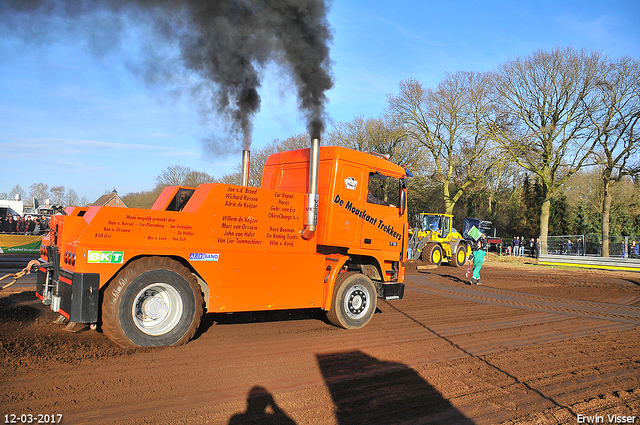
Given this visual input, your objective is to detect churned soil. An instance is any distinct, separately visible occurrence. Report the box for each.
[1,255,639,424]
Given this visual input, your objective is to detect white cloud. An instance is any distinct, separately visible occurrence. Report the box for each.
[6,138,186,153]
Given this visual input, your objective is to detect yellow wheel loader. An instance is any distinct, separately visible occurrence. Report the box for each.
[407,213,470,267]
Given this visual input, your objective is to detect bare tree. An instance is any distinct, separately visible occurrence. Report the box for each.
[184,171,217,187]
[64,189,80,207]
[50,186,66,205]
[485,47,603,248]
[589,55,640,256]
[473,160,524,217]
[122,188,164,209]
[387,73,501,214]
[567,168,640,236]
[29,182,50,203]
[327,115,425,173]
[9,184,27,202]
[155,165,195,188]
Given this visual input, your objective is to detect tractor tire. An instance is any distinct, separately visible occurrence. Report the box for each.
[452,244,467,267]
[422,244,443,266]
[327,272,377,330]
[102,256,204,348]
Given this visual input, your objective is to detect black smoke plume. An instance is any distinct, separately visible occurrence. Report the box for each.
[0,0,334,151]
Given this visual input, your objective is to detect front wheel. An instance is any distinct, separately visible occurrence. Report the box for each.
[423,244,443,266]
[327,272,377,330]
[452,244,467,267]
[102,256,204,348]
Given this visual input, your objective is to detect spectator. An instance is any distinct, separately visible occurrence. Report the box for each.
[41,215,50,231]
[27,216,36,234]
[34,218,41,235]
[577,238,583,256]
[519,236,525,256]
[3,215,15,233]
[17,216,26,234]
[529,238,535,257]
[566,239,573,254]
[629,240,640,258]
[513,237,519,256]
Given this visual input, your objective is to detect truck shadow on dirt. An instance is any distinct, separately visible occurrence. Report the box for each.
[317,350,474,425]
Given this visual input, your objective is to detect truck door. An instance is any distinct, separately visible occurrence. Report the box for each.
[440,215,451,239]
[328,164,366,246]
[360,171,404,253]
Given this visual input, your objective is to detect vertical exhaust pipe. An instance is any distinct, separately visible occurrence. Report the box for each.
[241,149,250,187]
[302,137,320,240]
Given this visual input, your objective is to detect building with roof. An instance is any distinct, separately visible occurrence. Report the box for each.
[92,189,127,208]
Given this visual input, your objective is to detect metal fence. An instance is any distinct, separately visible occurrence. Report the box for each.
[540,234,640,259]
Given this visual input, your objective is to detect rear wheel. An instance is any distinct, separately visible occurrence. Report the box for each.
[452,244,467,267]
[422,244,443,266]
[327,272,377,329]
[102,256,204,348]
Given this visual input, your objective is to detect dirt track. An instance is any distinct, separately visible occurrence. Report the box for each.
[1,257,640,424]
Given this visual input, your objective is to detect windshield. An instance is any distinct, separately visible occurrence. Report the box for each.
[420,215,441,232]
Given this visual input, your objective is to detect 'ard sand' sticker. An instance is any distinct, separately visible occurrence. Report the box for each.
[189,253,220,261]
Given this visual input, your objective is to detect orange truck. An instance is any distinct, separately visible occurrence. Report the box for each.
[36,142,409,348]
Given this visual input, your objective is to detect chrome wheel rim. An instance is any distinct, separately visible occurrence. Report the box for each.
[344,284,369,319]
[132,283,183,336]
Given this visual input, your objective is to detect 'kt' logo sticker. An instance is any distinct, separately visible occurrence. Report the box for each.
[87,250,124,263]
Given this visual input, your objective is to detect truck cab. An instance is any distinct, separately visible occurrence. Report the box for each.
[262,146,408,286]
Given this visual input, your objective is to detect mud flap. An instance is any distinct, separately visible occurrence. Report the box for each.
[55,273,100,323]
[380,282,405,300]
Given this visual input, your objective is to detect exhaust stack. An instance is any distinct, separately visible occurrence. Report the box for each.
[241,149,250,187]
[302,137,320,240]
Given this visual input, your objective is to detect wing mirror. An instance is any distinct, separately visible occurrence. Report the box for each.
[400,190,406,215]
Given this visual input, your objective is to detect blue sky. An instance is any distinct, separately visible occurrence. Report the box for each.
[1,0,639,203]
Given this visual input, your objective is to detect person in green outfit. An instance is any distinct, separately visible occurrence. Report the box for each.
[470,233,488,285]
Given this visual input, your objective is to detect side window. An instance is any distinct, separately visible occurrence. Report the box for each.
[166,188,195,212]
[367,172,400,207]
[440,216,451,238]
